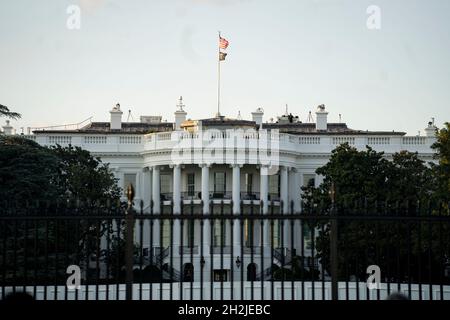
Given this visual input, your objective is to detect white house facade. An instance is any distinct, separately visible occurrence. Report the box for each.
[1,100,438,283]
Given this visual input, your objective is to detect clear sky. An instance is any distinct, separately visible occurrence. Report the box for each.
[1,0,449,135]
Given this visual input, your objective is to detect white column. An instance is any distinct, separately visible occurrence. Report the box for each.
[260,166,270,249]
[232,165,241,249]
[231,164,241,214]
[148,167,161,248]
[201,164,210,214]
[142,167,151,212]
[280,166,290,249]
[289,168,301,212]
[152,166,160,214]
[260,166,269,214]
[280,166,289,213]
[200,164,211,255]
[173,164,181,214]
[172,165,181,257]
[293,169,301,213]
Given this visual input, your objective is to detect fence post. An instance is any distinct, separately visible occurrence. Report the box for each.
[125,184,135,300]
[329,183,338,301]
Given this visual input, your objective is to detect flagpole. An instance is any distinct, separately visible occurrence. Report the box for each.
[217,31,221,117]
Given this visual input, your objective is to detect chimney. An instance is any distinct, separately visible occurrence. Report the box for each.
[315,104,328,131]
[425,119,437,137]
[2,120,13,135]
[110,103,123,130]
[174,96,187,130]
[251,107,264,128]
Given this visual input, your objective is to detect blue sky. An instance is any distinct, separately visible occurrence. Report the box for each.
[0,0,449,135]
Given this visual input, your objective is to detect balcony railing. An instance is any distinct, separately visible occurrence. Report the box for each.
[179,245,199,255]
[211,246,232,254]
[160,192,279,203]
[181,192,201,200]
[241,192,260,200]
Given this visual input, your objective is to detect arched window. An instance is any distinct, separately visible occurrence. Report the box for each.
[183,263,194,282]
[247,263,257,281]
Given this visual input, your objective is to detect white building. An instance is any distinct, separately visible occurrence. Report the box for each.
[1,99,438,283]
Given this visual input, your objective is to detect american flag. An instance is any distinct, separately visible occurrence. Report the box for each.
[219,37,229,49]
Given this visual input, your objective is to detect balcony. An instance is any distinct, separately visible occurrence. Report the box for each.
[178,245,199,255]
[159,191,282,206]
[241,192,260,201]
[211,246,232,254]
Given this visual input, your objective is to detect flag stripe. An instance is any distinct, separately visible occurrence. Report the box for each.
[219,37,229,49]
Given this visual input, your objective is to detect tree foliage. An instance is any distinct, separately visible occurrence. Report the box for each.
[0,104,21,120]
[302,137,450,284]
[0,136,125,285]
[0,135,121,206]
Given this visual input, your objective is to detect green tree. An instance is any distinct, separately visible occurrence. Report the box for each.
[0,104,21,120]
[0,136,59,204]
[302,142,450,284]
[431,122,450,204]
[0,136,125,285]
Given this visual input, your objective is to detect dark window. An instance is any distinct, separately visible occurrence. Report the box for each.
[183,263,194,282]
[245,173,253,194]
[247,263,257,281]
[187,173,195,196]
[187,220,195,248]
[213,269,228,282]
[214,172,226,197]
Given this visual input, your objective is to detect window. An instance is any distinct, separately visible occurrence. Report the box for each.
[187,173,195,197]
[271,221,281,248]
[161,220,171,248]
[213,269,228,282]
[269,174,280,195]
[213,220,226,247]
[245,173,253,194]
[183,263,194,282]
[244,219,253,247]
[160,174,171,193]
[214,172,226,194]
[187,220,195,248]
[123,173,136,196]
[247,263,257,281]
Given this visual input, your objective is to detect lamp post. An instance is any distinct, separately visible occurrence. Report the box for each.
[329,182,338,301]
[200,256,205,269]
[125,183,135,300]
[235,256,241,269]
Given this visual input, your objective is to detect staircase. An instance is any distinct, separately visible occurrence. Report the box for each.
[273,247,294,266]
[255,248,296,280]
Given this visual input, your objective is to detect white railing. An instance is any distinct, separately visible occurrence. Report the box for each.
[48,136,72,144]
[1,282,449,300]
[33,130,435,155]
[21,135,36,141]
[84,136,107,144]
[119,136,141,144]
[332,137,355,145]
[368,137,390,145]
[402,136,427,145]
[299,137,321,144]
[157,132,171,141]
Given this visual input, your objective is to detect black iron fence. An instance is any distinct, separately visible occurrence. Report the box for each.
[1,198,450,300]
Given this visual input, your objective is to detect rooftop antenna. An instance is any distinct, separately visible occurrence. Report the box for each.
[237,110,242,120]
[431,117,435,125]
[339,114,342,123]
[306,111,314,123]
[127,109,135,122]
[285,104,289,116]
